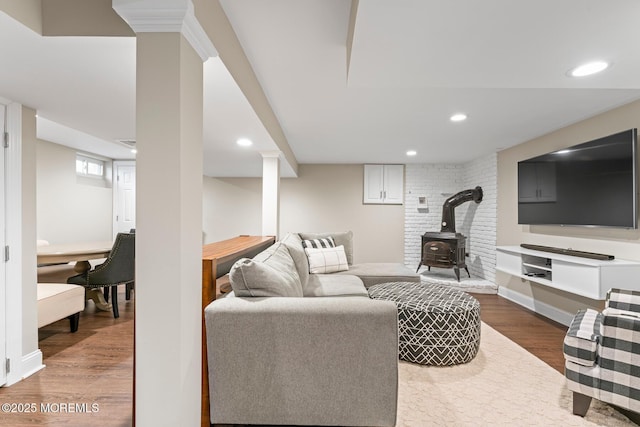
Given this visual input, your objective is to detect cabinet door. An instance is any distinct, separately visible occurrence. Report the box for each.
[535,163,557,202]
[383,164,404,204]
[518,162,557,203]
[518,163,539,202]
[363,164,384,203]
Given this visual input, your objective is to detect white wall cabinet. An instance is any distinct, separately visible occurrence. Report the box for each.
[496,245,640,300]
[363,164,404,204]
[517,162,556,203]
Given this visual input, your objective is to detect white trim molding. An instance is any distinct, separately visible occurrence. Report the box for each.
[260,150,282,159]
[113,0,217,61]
[21,350,44,380]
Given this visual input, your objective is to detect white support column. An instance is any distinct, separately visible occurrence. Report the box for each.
[134,31,203,427]
[261,151,281,239]
[114,2,217,425]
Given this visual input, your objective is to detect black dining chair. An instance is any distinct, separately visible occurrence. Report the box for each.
[67,232,135,318]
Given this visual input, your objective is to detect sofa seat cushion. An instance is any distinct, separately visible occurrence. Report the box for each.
[37,283,85,328]
[230,242,303,298]
[303,274,368,297]
[333,263,420,288]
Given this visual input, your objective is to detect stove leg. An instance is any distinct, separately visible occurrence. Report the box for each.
[416,262,422,273]
[454,267,461,282]
[465,266,471,278]
[428,266,431,271]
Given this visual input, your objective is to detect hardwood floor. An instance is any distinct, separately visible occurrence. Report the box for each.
[474,293,567,373]
[0,290,569,426]
[0,285,134,426]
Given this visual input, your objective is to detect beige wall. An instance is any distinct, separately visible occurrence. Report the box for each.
[497,99,640,315]
[0,0,42,34]
[281,164,404,263]
[202,164,405,263]
[41,0,133,36]
[202,176,262,243]
[0,0,134,37]
[36,140,113,244]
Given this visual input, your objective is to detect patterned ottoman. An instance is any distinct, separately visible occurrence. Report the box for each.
[368,281,481,366]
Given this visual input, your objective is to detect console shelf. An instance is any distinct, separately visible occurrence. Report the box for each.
[496,246,640,300]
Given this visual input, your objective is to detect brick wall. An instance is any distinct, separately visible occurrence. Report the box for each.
[404,153,497,282]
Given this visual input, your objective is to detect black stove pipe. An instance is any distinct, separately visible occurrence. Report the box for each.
[440,186,483,233]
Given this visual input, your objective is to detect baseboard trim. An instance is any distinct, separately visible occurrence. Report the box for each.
[497,287,574,327]
[21,350,44,380]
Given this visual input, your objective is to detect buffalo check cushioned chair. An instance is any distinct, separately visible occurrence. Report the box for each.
[67,233,135,319]
[564,288,640,416]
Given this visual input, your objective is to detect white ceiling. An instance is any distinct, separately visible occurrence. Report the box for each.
[221,0,640,164]
[0,10,291,176]
[0,11,136,159]
[2,1,640,176]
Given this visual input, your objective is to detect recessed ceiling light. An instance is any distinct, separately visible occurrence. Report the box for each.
[555,149,571,154]
[569,61,609,77]
[450,113,467,122]
[131,148,137,154]
[406,150,417,156]
[236,138,253,147]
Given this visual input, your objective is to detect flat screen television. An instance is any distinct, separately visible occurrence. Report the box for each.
[518,128,638,228]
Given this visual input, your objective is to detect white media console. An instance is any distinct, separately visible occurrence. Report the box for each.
[496,246,640,300]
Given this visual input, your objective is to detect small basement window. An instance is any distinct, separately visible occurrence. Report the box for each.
[76,154,105,178]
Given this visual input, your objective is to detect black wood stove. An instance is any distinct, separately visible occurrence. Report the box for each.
[416,186,483,281]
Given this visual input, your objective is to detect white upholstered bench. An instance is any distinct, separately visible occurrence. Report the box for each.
[37,283,85,332]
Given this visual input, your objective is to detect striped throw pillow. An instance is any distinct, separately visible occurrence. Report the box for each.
[301,236,335,249]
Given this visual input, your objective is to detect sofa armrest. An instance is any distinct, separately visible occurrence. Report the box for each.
[204,296,398,426]
[606,288,640,313]
[563,308,601,367]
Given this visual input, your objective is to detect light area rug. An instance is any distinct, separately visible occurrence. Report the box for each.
[419,271,498,294]
[396,322,635,426]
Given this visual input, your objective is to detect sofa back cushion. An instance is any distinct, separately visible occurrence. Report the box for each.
[229,242,303,297]
[299,231,354,265]
[279,233,309,288]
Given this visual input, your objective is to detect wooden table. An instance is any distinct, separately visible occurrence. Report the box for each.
[200,235,275,427]
[37,241,113,274]
[37,241,114,310]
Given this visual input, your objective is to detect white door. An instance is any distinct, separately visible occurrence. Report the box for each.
[113,162,136,237]
[0,104,6,386]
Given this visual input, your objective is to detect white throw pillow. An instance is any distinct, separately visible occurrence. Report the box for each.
[304,245,349,274]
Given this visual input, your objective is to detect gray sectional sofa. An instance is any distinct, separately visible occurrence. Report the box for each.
[204,231,419,426]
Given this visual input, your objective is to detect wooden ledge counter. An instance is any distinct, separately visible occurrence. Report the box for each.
[201,235,275,427]
[201,235,275,302]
